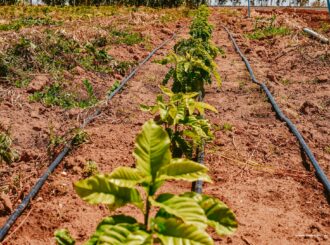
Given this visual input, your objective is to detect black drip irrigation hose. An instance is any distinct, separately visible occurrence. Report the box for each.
[224,26,330,195]
[192,93,205,194]
[0,32,177,242]
[192,143,205,194]
[82,32,177,128]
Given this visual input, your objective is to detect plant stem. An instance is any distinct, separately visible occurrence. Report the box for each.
[144,199,150,229]
[144,187,152,229]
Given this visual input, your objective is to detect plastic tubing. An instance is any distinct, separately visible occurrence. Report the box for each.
[303,28,329,44]
[193,144,205,194]
[224,26,330,195]
[0,32,177,242]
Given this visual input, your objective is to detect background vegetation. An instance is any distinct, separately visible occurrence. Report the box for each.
[0,0,208,7]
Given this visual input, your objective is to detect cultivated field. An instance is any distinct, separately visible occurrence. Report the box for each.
[0,5,329,244]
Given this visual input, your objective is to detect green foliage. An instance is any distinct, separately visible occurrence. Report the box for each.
[0,17,61,32]
[109,29,144,46]
[107,80,121,95]
[1,0,207,8]
[54,5,237,244]
[14,78,31,88]
[83,160,99,177]
[1,31,135,87]
[0,0,18,5]
[47,126,88,157]
[83,79,97,102]
[189,6,213,42]
[92,36,108,48]
[141,86,217,159]
[0,124,19,165]
[222,122,233,132]
[185,0,208,8]
[47,125,65,157]
[29,80,98,109]
[246,16,291,40]
[0,56,9,78]
[71,128,89,146]
[175,37,219,60]
[159,5,221,97]
[42,0,187,7]
[324,146,330,154]
[320,22,330,34]
[84,215,151,244]
[75,174,144,210]
[159,50,220,97]
[246,27,290,40]
[182,192,238,235]
[58,120,236,244]
[54,229,75,245]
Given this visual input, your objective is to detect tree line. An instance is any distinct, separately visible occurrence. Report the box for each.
[0,0,209,7]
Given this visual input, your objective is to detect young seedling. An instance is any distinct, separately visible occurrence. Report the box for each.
[55,120,237,244]
[47,125,65,158]
[141,86,217,159]
[83,160,99,177]
[222,122,233,132]
[325,146,330,155]
[159,50,221,97]
[54,229,75,245]
[246,16,290,40]
[30,80,98,109]
[109,29,144,46]
[159,5,221,97]
[0,124,19,164]
[107,80,121,96]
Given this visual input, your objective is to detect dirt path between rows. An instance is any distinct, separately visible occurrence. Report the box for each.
[2,26,190,244]
[202,10,329,244]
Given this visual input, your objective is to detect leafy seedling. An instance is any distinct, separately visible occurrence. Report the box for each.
[55,120,237,244]
[54,229,75,245]
[0,124,19,164]
[141,86,217,159]
[222,122,233,132]
[83,160,99,177]
[107,80,121,95]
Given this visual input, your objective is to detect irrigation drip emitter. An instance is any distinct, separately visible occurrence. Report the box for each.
[224,26,330,195]
[0,32,177,242]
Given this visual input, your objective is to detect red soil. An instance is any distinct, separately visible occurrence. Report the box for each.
[0,7,329,245]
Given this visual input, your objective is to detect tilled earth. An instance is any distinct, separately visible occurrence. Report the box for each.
[1,7,330,245]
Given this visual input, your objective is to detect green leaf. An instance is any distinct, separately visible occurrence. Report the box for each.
[182,192,237,236]
[133,120,171,181]
[157,158,211,183]
[86,215,151,245]
[154,217,213,245]
[187,99,196,115]
[54,229,75,245]
[212,63,222,88]
[151,194,207,229]
[160,85,173,97]
[171,132,193,159]
[108,167,149,187]
[195,102,218,115]
[74,175,143,210]
[184,62,190,72]
[140,104,152,112]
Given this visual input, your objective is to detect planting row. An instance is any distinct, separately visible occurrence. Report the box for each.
[55,6,237,245]
[0,7,188,167]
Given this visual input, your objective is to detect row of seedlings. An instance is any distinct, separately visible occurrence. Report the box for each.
[55,5,237,245]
